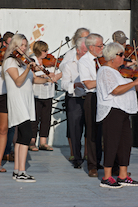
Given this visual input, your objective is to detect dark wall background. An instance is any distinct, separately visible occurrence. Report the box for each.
[0,0,130,10]
[131,0,138,45]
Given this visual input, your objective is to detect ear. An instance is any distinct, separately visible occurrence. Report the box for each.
[3,41,6,47]
[89,45,93,52]
[76,48,80,55]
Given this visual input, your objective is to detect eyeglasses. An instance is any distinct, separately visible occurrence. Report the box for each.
[93,45,104,49]
[116,52,124,57]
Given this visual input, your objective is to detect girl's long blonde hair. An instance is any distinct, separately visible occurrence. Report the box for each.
[2,34,29,79]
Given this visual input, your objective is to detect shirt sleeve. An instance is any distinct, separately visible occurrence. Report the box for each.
[61,64,74,94]
[78,61,92,82]
[99,68,120,100]
[4,58,18,72]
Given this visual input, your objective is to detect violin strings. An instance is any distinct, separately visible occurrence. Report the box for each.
[15,45,52,80]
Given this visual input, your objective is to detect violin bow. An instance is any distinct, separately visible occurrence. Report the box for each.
[133,39,138,62]
[127,46,138,59]
[15,45,52,81]
[51,37,72,54]
[104,38,109,45]
[54,40,63,73]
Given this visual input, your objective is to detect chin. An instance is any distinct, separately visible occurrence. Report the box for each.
[97,54,103,58]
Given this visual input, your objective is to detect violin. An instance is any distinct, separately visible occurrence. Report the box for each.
[0,46,7,65]
[119,67,138,78]
[97,55,138,78]
[97,56,106,66]
[42,54,63,68]
[124,44,138,61]
[12,50,51,78]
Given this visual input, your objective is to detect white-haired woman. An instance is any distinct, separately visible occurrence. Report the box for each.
[96,42,138,188]
[2,34,51,182]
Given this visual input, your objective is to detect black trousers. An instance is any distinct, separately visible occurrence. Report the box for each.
[84,92,102,171]
[16,120,32,146]
[31,98,52,138]
[67,96,85,161]
[103,108,132,167]
[65,92,70,138]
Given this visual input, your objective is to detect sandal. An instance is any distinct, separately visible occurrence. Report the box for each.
[28,145,39,151]
[69,156,74,161]
[39,144,53,151]
[3,153,14,162]
[0,166,7,172]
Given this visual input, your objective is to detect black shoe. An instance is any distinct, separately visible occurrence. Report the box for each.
[74,163,82,169]
[73,160,83,169]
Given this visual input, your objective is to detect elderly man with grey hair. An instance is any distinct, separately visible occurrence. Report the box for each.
[78,33,104,177]
[61,37,88,168]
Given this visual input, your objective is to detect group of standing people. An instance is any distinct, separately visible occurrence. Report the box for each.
[0,27,138,188]
[61,28,138,188]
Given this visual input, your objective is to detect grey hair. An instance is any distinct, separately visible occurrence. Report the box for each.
[103,42,124,61]
[76,37,86,50]
[72,27,90,46]
[85,33,103,49]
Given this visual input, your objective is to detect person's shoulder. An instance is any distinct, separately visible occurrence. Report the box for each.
[5,57,16,65]
[78,52,89,64]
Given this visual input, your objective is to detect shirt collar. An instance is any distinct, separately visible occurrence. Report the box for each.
[87,51,96,61]
[72,53,78,63]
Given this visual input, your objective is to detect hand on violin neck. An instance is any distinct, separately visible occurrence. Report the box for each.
[126,59,137,67]
[35,65,43,72]
[27,62,36,71]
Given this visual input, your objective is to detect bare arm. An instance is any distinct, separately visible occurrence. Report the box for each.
[83,80,96,90]
[112,78,138,95]
[7,63,32,87]
[33,72,52,84]
[51,72,62,82]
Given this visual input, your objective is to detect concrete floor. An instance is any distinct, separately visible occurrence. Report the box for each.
[1,146,138,207]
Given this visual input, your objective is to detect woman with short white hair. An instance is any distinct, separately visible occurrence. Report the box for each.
[96,42,138,188]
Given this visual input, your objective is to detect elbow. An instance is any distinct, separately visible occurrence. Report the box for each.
[15,82,22,87]
[112,90,120,95]
[86,86,91,90]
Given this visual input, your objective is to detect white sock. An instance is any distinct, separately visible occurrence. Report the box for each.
[14,169,18,174]
[18,171,26,175]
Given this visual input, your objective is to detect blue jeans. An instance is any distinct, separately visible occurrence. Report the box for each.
[4,127,15,155]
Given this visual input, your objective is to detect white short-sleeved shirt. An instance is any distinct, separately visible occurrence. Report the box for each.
[96,66,138,122]
[4,57,35,128]
[0,66,7,95]
[61,54,86,97]
[32,56,56,99]
[59,48,76,72]
[78,51,98,93]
